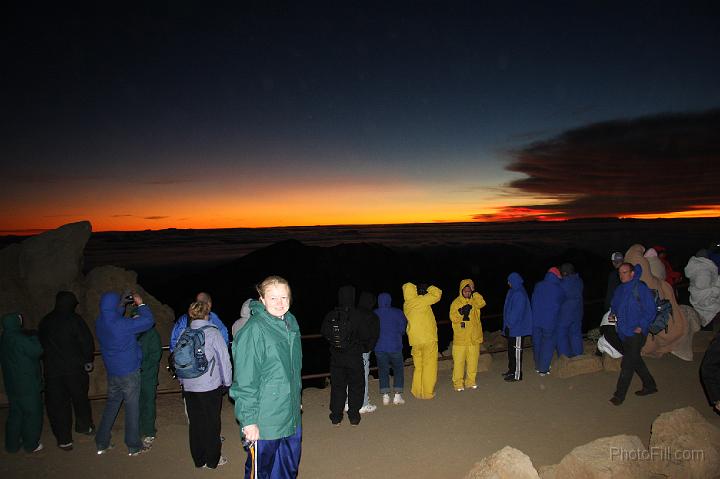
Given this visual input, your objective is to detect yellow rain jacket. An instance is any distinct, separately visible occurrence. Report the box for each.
[402,283,442,346]
[449,279,486,346]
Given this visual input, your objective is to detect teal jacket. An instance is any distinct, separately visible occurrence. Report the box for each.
[230,300,302,440]
[1,313,44,397]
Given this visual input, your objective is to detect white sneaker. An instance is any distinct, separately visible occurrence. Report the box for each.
[393,393,405,405]
[32,443,44,453]
[359,404,377,414]
[343,402,348,412]
[142,436,155,447]
[382,394,390,406]
[455,388,465,392]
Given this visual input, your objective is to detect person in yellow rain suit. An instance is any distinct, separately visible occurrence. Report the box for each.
[402,282,442,399]
[449,279,487,391]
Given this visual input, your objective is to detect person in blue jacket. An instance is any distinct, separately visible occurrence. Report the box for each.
[95,291,154,456]
[556,263,584,358]
[608,263,658,405]
[502,273,533,382]
[170,292,229,352]
[374,292,408,405]
[531,267,565,376]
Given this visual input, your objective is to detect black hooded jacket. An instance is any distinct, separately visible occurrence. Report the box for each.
[38,291,95,377]
[356,291,380,353]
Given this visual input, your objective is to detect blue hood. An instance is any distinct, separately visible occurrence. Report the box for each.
[507,272,524,289]
[377,292,392,309]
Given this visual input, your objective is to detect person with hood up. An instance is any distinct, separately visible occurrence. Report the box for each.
[373,292,407,406]
[502,273,533,382]
[556,263,584,358]
[231,276,302,478]
[320,285,365,425]
[608,263,658,405]
[684,249,720,329]
[653,245,683,287]
[231,298,254,337]
[1,312,44,453]
[170,292,229,352]
[38,291,95,451]
[402,282,442,399]
[94,291,154,456]
[448,279,486,391]
[180,300,232,469]
[531,268,565,376]
[356,291,380,414]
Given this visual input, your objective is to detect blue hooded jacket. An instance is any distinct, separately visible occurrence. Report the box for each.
[373,293,408,353]
[611,264,657,340]
[559,273,584,326]
[95,292,154,376]
[531,272,566,329]
[503,273,533,337]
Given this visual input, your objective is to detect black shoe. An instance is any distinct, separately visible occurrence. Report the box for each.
[78,426,95,436]
[609,397,623,406]
[500,371,512,377]
[504,376,522,382]
[634,388,658,397]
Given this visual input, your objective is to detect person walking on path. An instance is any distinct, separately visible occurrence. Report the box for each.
[38,291,95,451]
[502,273,533,382]
[373,292,407,406]
[403,282,442,399]
[1,312,44,453]
[449,279,486,391]
[608,263,658,406]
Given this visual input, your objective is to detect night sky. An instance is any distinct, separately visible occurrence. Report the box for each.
[3,2,719,233]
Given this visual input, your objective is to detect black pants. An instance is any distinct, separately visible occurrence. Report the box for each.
[329,351,364,424]
[600,325,624,354]
[184,388,223,468]
[44,373,93,445]
[506,334,523,380]
[613,333,656,401]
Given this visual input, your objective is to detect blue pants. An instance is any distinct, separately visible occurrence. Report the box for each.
[533,326,556,373]
[245,425,302,479]
[95,370,142,453]
[376,351,404,394]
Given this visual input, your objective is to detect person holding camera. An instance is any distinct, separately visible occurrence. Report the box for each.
[449,279,487,391]
[402,282,442,399]
[95,291,154,456]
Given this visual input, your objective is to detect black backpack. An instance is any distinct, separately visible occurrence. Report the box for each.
[325,307,352,350]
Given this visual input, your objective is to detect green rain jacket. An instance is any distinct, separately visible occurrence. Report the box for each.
[230,300,302,440]
[0,313,44,397]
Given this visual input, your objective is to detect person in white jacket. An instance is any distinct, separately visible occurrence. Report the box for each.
[685,249,720,328]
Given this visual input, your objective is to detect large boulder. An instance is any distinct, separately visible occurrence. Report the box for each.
[0,221,91,328]
[465,446,540,479]
[648,406,720,478]
[552,354,603,378]
[553,434,652,478]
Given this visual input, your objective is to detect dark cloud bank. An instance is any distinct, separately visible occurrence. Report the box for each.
[494,109,720,219]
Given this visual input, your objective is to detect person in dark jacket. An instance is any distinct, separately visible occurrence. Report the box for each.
[38,291,95,451]
[373,293,407,405]
[95,291,154,456]
[700,330,720,412]
[502,273,533,382]
[137,320,162,447]
[608,263,658,405]
[604,252,624,312]
[321,285,365,426]
[357,291,380,413]
[1,312,44,453]
[531,268,565,376]
[557,263,584,358]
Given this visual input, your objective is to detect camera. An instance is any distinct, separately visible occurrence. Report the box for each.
[417,283,429,295]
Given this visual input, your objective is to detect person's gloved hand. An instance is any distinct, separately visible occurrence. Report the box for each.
[458,304,472,321]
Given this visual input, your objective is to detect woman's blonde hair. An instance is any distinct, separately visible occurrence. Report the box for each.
[188,300,211,320]
[256,275,292,302]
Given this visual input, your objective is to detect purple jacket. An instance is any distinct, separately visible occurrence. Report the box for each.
[179,319,232,392]
[373,293,407,353]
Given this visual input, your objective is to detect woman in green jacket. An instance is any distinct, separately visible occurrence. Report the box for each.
[230,275,302,478]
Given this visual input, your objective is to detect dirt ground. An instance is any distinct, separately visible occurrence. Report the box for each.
[2,344,718,479]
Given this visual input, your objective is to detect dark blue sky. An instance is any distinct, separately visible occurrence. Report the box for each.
[3,2,719,232]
